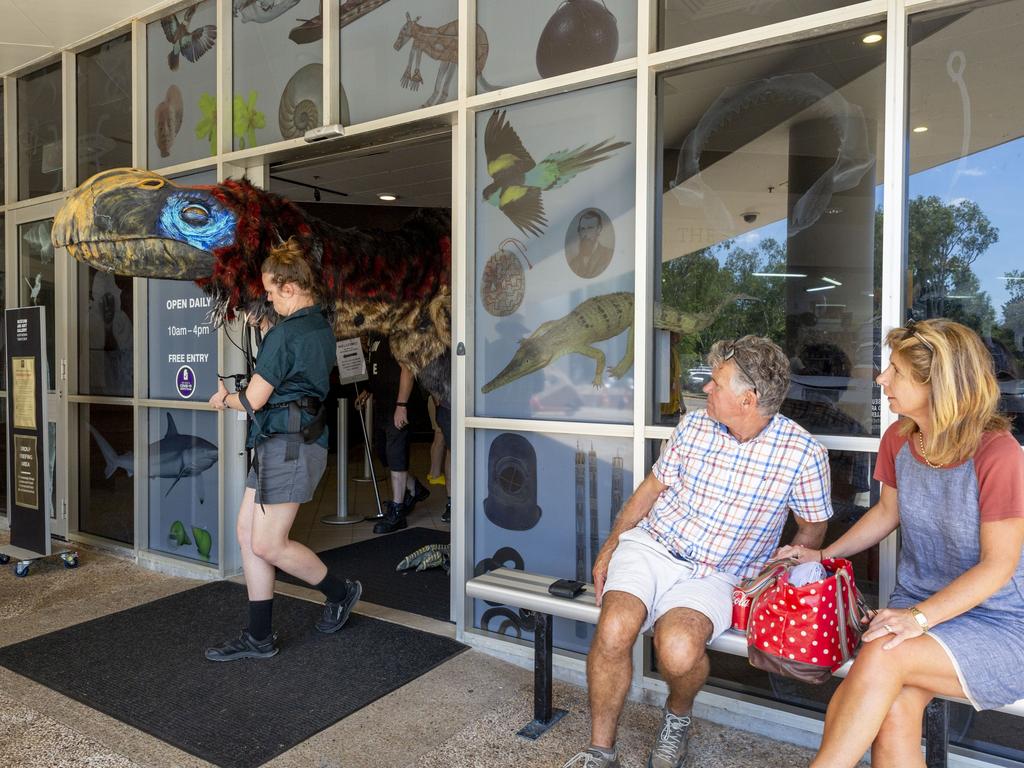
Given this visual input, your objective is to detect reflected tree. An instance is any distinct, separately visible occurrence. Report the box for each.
[906,195,999,322]
[660,238,787,369]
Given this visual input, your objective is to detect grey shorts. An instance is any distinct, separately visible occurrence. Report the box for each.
[246,435,327,504]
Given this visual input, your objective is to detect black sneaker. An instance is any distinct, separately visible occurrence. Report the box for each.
[373,501,408,534]
[441,497,451,523]
[403,478,430,509]
[315,579,363,633]
[205,631,278,662]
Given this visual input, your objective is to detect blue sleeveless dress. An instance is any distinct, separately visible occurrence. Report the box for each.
[887,441,1024,710]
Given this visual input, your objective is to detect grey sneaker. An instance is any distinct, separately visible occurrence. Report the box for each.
[562,749,620,768]
[647,708,692,768]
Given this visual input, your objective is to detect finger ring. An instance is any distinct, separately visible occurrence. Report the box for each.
[883,624,895,634]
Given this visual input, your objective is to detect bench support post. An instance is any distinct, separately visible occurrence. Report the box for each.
[517,611,568,740]
[924,699,949,768]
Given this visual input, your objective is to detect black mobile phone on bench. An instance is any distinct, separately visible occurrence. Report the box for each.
[548,578,586,599]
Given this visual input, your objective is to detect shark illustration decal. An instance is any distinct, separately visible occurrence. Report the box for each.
[87,413,219,504]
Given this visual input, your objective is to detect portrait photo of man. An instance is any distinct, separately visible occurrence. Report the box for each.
[565,208,615,279]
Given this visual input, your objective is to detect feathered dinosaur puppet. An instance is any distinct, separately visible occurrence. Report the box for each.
[51,168,452,401]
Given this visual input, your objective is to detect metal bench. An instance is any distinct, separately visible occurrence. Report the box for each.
[466,567,1024,765]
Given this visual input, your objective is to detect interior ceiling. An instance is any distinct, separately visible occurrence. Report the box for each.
[270,132,453,208]
[0,0,163,76]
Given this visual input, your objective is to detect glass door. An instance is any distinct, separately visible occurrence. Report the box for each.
[11,200,67,540]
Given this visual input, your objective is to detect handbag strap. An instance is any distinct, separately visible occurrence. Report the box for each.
[833,566,866,665]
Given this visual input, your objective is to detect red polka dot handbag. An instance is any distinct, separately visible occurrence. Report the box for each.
[744,558,871,685]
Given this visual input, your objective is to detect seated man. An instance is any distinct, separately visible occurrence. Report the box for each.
[564,336,833,768]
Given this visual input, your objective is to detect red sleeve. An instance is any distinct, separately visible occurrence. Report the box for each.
[974,431,1024,523]
[873,422,907,490]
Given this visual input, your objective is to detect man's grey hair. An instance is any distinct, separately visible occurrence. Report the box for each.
[707,335,790,416]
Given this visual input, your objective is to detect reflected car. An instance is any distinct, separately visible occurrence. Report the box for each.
[685,366,713,392]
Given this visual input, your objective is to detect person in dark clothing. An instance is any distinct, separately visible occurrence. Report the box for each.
[205,238,362,662]
[357,333,429,534]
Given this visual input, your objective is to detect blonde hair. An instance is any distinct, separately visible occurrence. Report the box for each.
[261,237,320,301]
[885,319,1010,465]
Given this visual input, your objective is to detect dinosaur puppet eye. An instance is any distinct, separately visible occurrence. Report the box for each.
[180,204,211,227]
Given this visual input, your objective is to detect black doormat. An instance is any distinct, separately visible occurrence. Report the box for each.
[279,527,451,622]
[0,581,466,768]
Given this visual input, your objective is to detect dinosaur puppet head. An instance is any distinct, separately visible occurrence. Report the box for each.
[53,168,236,281]
[52,168,333,327]
[52,168,455,398]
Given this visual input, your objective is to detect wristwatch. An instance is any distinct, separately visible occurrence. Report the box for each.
[909,606,930,633]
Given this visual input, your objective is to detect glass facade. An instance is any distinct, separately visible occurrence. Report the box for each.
[234,0,322,149]
[655,27,885,437]
[659,0,867,51]
[78,403,134,544]
[17,62,63,200]
[76,33,133,184]
[474,79,637,424]
[147,408,219,564]
[1,2,1023,763]
[17,218,56,391]
[340,0,457,124]
[146,0,218,166]
[476,0,637,92]
[473,428,632,654]
[908,2,1024,444]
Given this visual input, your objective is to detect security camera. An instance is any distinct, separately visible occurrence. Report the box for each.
[742,211,759,224]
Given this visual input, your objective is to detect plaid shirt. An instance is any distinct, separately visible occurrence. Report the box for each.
[637,410,833,579]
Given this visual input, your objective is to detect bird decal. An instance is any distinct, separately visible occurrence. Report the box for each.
[160,4,217,71]
[481,109,630,238]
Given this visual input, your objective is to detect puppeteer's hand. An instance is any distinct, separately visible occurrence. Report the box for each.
[354,390,370,409]
[592,544,617,606]
[209,380,229,410]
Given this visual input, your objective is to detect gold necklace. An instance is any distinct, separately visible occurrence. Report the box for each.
[917,432,944,469]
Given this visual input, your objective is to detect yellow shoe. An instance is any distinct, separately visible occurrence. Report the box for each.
[427,473,446,486]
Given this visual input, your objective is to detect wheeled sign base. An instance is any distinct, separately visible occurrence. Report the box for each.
[0,544,79,577]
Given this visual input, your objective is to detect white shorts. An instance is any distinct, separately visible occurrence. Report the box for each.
[604,528,738,639]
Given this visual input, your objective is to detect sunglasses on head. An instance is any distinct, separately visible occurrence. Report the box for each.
[903,320,934,353]
[723,342,758,395]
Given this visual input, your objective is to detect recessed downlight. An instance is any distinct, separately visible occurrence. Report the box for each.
[862,33,883,44]
[377,192,398,201]
[912,126,928,133]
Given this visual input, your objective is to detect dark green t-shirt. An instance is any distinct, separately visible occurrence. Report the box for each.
[247,305,335,448]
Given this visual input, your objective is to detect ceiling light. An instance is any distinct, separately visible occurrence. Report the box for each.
[862,33,883,44]
[806,285,835,292]
[821,277,842,286]
[752,272,807,278]
[912,125,928,133]
[377,192,398,202]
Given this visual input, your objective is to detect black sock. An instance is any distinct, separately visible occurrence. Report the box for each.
[315,570,349,603]
[248,599,273,642]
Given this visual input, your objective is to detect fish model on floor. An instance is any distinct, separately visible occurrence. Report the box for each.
[482,109,629,237]
[51,168,453,404]
[481,291,748,393]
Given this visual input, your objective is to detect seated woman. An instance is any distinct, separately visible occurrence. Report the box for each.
[777,318,1024,768]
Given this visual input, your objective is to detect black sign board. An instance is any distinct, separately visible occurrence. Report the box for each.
[6,306,50,556]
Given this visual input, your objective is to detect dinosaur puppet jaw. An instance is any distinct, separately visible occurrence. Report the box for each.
[52,168,233,280]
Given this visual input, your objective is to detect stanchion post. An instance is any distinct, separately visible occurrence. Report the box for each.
[320,398,362,526]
